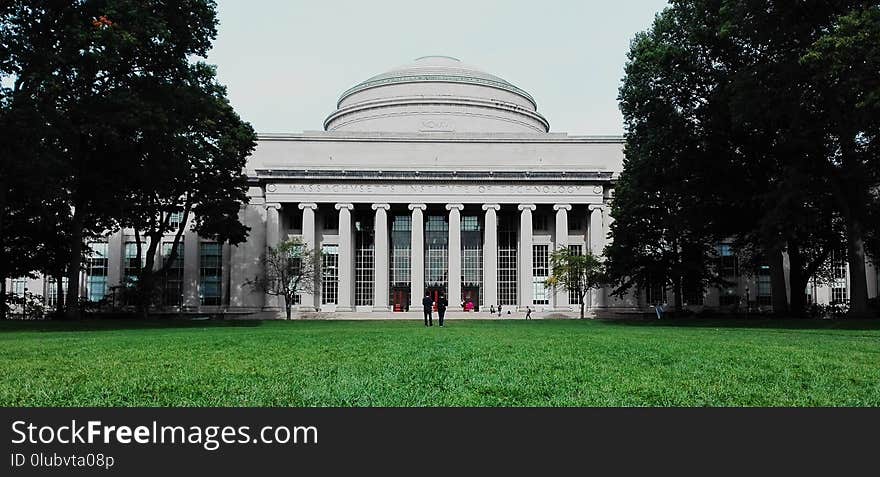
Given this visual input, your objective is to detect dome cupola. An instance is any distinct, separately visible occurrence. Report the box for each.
[324,56,550,133]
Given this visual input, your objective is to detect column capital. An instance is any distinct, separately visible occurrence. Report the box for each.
[334,203,354,211]
[265,202,282,211]
[553,204,572,211]
[518,204,537,211]
[371,203,391,211]
[588,204,606,212]
[298,203,318,211]
[481,203,501,211]
[408,203,427,211]
[445,203,464,211]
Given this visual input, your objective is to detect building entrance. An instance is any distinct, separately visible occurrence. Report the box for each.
[426,286,445,311]
[391,287,410,312]
[462,286,479,311]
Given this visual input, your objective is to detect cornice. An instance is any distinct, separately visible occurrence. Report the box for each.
[253,169,614,182]
[257,132,624,145]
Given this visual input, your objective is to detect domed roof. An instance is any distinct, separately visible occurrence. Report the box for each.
[337,56,536,108]
[325,56,550,134]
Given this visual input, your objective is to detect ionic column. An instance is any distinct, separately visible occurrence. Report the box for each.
[554,204,572,310]
[482,204,500,310]
[372,204,391,311]
[298,203,318,312]
[335,203,354,312]
[518,204,536,310]
[589,204,606,309]
[409,204,426,311]
[264,203,282,309]
[446,204,464,306]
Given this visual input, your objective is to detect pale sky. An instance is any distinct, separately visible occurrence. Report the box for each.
[209,0,669,135]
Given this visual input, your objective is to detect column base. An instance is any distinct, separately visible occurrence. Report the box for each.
[371,306,391,312]
[296,306,317,312]
[335,306,354,312]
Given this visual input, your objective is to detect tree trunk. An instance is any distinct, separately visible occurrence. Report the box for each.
[285,295,292,320]
[787,242,807,317]
[846,217,869,316]
[65,210,84,320]
[54,273,65,317]
[768,246,788,315]
[672,275,683,312]
[580,296,585,319]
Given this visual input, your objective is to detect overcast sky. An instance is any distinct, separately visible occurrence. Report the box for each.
[209,0,669,135]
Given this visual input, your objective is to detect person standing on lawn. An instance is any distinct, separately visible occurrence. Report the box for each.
[526,306,532,320]
[437,294,448,327]
[422,292,434,326]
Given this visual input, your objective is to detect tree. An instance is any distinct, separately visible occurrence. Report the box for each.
[801,5,880,315]
[614,1,872,317]
[118,63,256,316]
[546,248,603,319]
[0,1,255,318]
[246,238,322,320]
[608,5,727,311]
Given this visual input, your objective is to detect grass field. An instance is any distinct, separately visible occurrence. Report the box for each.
[1,318,878,406]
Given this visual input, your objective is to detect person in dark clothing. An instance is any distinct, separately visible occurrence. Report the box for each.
[437,294,448,327]
[422,293,434,326]
[526,306,532,320]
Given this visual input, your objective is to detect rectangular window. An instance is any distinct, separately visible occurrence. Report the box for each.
[45,277,69,308]
[684,280,705,306]
[11,278,27,296]
[424,215,448,291]
[497,214,517,306]
[830,249,847,303]
[124,241,144,284]
[461,215,483,307]
[756,265,772,306]
[645,281,665,305]
[568,245,583,304]
[831,249,847,280]
[461,216,480,232]
[390,215,411,295]
[533,245,549,305]
[717,243,738,277]
[162,241,184,306]
[355,218,374,307]
[322,245,339,305]
[199,242,222,306]
[169,211,184,230]
[86,242,109,302]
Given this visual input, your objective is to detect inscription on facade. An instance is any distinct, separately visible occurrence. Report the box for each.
[283,183,584,195]
[419,119,455,132]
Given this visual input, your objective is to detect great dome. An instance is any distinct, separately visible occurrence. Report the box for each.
[323,56,550,134]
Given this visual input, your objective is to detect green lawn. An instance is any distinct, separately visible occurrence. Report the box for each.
[1,318,878,406]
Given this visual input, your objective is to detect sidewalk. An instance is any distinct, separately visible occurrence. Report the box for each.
[243,310,586,320]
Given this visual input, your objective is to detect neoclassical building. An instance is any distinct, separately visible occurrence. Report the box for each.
[7,56,879,317]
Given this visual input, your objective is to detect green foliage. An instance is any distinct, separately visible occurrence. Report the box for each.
[613,1,879,315]
[547,248,603,318]
[0,1,256,317]
[1,319,879,406]
[246,238,322,320]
